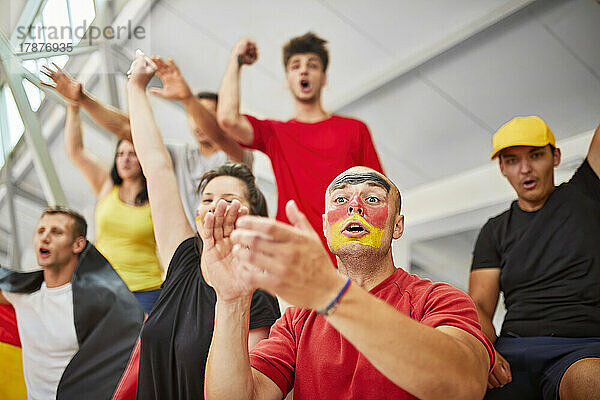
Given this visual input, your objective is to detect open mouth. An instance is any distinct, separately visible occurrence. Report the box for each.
[523,179,537,190]
[39,248,51,257]
[341,221,369,238]
[300,79,310,91]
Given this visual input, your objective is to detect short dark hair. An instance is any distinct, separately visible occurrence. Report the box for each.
[198,162,268,217]
[498,144,556,161]
[196,91,218,103]
[283,32,329,72]
[110,140,148,205]
[41,206,87,239]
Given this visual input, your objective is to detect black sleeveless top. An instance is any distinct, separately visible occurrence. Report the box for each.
[137,237,280,399]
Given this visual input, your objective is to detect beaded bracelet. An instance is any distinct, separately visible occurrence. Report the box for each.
[317,277,352,316]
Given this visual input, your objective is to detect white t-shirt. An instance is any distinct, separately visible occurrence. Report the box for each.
[4,282,79,400]
[166,143,253,227]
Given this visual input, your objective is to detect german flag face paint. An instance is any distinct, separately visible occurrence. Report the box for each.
[326,186,389,251]
[330,214,385,250]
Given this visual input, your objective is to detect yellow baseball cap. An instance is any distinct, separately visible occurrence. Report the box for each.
[491,116,556,159]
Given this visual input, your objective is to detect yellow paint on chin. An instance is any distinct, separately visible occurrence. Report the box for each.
[330,215,384,251]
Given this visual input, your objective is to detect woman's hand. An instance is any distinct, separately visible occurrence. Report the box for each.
[200,199,255,301]
[126,50,157,89]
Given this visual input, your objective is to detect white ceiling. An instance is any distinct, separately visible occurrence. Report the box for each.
[2,0,600,283]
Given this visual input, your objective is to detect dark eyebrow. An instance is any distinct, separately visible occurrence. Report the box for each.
[529,147,545,154]
[329,172,390,194]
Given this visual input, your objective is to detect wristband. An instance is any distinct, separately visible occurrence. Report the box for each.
[317,277,351,316]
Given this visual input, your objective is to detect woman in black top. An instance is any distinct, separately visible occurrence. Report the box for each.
[127,52,280,399]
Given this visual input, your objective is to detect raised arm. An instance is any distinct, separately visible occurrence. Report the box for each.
[588,120,600,177]
[126,52,194,266]
[64,104,111,197]
[147,57,246,163]
[216,39,257,146]
[42,64,132,140]
[227,201,490,400]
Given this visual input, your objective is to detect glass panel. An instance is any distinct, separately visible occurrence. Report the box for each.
[28,17,46,43]
[22,79,44,112]
[50,55,69,69]
[22,59,37,74]
[69,0,96,45]
[42,0,71,44]
[3,86,25,148]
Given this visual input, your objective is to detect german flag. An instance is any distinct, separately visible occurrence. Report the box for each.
[0,304,26,400]
[0,242,144,399]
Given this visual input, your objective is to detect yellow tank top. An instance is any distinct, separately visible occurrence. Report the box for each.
[95,187,163,291]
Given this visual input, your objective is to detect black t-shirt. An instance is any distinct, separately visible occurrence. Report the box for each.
[137,237,280,399]
[471,160,600,337]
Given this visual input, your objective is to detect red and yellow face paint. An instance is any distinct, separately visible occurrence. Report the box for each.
[326,192,388,251]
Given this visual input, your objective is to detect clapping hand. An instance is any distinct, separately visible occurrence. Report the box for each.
[200,199,255,301]
[230,200,345,310]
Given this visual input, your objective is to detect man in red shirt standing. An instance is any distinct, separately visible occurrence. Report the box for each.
[203,166,494,400]
[216,32,383,257]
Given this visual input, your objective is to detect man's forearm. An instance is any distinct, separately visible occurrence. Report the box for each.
[205,297,255,400]
[474,304,498,344]
[326,285,488,400]
[182,96,244,162]
[64,104,83,158]
[217,55,253,145]
[218,54,242,127]
[79,91,132,140]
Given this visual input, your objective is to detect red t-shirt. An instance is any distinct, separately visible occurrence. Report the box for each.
[244,115,383,257]
[249,268,495,399]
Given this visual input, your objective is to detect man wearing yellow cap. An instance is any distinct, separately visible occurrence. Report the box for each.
[469,116,600,400]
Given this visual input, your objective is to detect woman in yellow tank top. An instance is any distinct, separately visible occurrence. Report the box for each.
[54,68,163,313]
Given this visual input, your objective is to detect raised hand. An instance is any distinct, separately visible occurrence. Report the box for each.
[147,57,193,100]
[40,63,83,104]
[126,50,157,89]
[200,199,254,301]
[488,351,512,388]
[233,38,258,66]
[231,200,344,310]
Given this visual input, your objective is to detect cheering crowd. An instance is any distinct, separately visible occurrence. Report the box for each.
[0,31,599,400]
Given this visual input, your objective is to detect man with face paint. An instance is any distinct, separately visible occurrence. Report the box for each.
[204,167,495,400]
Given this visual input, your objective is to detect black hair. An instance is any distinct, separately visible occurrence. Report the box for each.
[329,170,402,214]
[41,205,87,239]
[110,139,148,205]
[498,144,557,161]
[283,32,329,72]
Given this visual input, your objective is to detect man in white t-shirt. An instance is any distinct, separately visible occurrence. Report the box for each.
[0,206,143,400]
